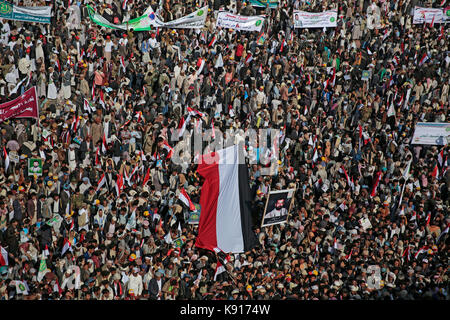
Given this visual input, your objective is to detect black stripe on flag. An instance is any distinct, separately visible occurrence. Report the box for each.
[238,147,258,252]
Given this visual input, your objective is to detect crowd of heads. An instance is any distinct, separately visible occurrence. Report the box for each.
[0,0,449,300]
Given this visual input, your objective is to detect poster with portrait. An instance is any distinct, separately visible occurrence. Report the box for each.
[28,158,43,176]
[188,204,201,224]
[361,70,371,81]
[261,188,295,227]
[366,265,381,290]
[293,10,337,28]
[359,217,372,231]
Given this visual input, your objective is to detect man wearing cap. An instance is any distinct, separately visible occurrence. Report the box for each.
[112,273,124,299]
[229,289,240,300]
[79,177,91,195]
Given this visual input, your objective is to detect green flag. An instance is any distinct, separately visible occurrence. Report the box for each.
[37,256,49,282]
[87,5,128,30]
[380,68,386,82]
[46,214,62,227]
[173,237,185,248]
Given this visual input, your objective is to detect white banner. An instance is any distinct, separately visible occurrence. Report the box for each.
[412,7,446,24]
[293,9,337,28]
[411,122,450,145]
[165,6,208,29]
[133,5,208,29]
[12,5,52,17]
[216,12,265,32]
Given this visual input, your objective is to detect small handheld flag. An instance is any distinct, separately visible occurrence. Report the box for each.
[178,187,196,211]
[3,147,10,173]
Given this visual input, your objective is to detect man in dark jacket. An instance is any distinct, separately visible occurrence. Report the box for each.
[148,271,164,300]
[36,223,53,252]
[5,219,20,258]
[27,192,41,223]
[13,196,23,225]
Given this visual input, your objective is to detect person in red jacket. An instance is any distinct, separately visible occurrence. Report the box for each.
[235,40,244,60]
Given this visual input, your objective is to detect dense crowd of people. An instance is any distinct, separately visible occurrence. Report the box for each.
[0,0,449,300]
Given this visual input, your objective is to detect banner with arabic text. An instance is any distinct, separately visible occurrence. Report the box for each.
[0,0,52,23]
[411,122,450,145]
[133,5,208,29]
[0,87,39,123]
[293,9,337,28]
[216,12,265,32]
[87,5,207,30]
[412,6,449,24]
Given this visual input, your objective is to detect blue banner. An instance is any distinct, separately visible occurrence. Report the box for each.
[249,0,279,8]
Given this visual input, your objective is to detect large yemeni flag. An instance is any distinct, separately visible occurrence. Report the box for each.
[195,145,258,253]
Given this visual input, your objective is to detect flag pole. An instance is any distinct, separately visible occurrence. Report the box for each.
[397,180,407,210]
[261,186,271,228]
[286,186,297,224]
[214,250,238,287]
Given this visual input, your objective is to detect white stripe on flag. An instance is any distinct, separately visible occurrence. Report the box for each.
[216,146,244,253]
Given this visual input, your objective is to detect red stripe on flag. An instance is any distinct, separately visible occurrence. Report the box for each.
[195,155,220,251]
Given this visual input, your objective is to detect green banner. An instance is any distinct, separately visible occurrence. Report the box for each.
[87,5,207,31]
[0,0,13,19]
[87,5,129,30]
